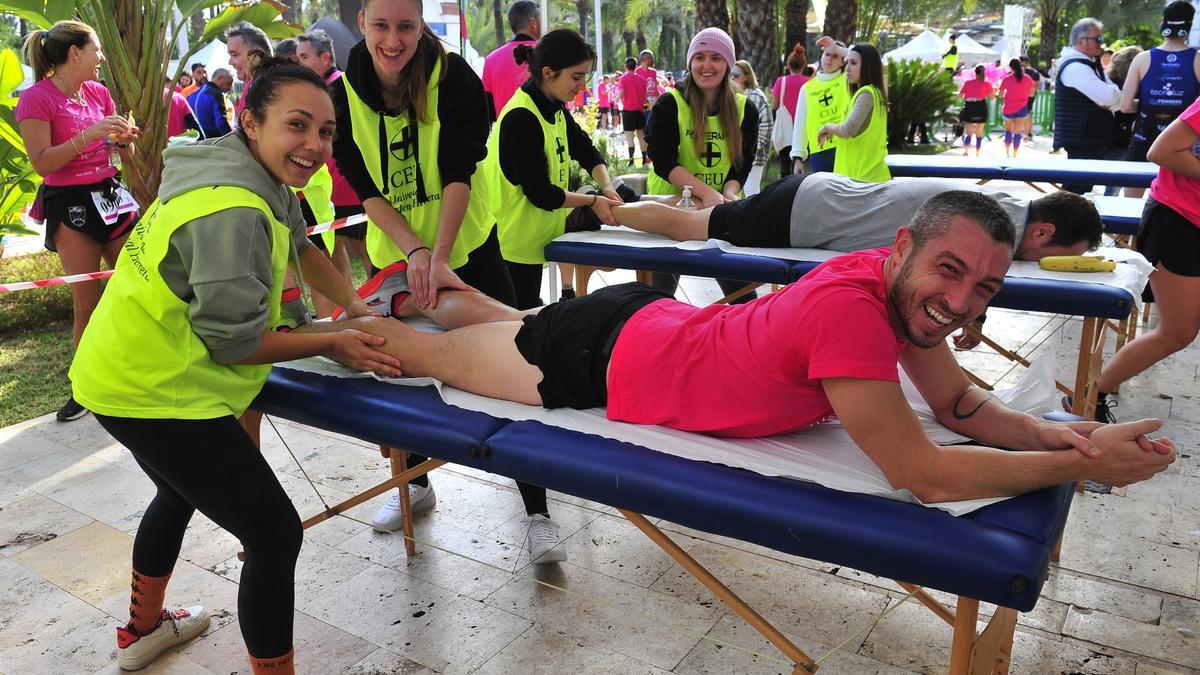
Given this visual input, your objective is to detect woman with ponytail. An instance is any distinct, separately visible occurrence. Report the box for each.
[771,43,811,177]
[17,20,139,422]
[488,29,621,310]
[998,58,1037,157]
[330,0,560,551]
[71,56,398,674]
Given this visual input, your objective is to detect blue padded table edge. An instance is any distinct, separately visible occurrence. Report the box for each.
[482,420,1073,611]
[1002,159,1156,188]
[254,368,507,457]
[257,368,1074,612]
[545,241,796,285]
[886,155,1006,180]
[789,262,1133,320]
[1094,195,1143,235]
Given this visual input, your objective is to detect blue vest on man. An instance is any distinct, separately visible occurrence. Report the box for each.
[1053,57,1115,149]
[1134,47,1200,142]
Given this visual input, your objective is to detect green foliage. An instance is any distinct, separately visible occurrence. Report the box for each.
[0,323,73,426]
[0,48,39,237]
[885,59,958,151]
[0,250,73,335]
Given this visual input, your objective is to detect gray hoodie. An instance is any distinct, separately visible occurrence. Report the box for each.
[157,133,312,365]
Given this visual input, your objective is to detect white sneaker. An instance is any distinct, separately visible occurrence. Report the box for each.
[523,514,567,564]
[371,484,436,532]
[116,606,210,670]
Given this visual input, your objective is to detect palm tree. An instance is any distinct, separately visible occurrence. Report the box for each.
[823,0,857,44]
[1037,0,1068,67]
[695,0,729,32]
[784,0,809,55]
[737,0,777,86]
[493,0,505,45]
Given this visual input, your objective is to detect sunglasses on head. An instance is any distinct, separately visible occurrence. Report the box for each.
[732,69,743,78]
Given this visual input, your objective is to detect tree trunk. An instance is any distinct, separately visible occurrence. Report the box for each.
[636,30,647,52]
[602,27,615,71]
[492,0,505,45]
[695,0,730,33]
[737,0,777,89]
[189,10,205,43]
[822,0,857,44]
[1038,0,1065,68]
[785,0,809,56]
[282,0,296,23]
[575,0,589,40]
[623,30,634,59]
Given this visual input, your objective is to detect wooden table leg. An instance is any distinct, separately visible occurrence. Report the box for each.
[388,447,417,557]
[949,596,980,675]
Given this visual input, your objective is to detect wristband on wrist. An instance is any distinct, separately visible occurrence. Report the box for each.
[406,245,430,258]
[590,194,597,206]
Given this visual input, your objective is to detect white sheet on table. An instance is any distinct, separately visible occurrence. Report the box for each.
[276,328,1061,517]
[554,228,1153,308]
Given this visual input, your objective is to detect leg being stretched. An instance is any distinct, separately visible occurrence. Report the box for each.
[611,201,712,241]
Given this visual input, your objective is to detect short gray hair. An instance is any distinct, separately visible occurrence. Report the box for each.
[226,22,272,56]
[211,67,232,81]
[298,28,335,61]
[909,191,1015,251]
[1069,18,1103,47]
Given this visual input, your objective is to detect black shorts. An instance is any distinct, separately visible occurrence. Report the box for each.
[621,110,646,131]
[1137,198,1200,297]
[1126,137,1154,163]
[960,100,988,123]
[299,199,327,252]
[708,174,802,247]
[514,282,671,409]
[333,204,367,240]
[40,178,137,253]
[598,106,610,114]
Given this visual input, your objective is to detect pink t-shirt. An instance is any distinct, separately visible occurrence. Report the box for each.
[959,79,993,100]
[598,82,611,107]
[772,73,811,118]
[1149,97,1200,227]
[998,74,1037,115]
[635,66,660,101]
[165,87,192,138]
[619,71,647,111]
[607,249,907,438]
[482,39,536,118]
[15,79,116,186]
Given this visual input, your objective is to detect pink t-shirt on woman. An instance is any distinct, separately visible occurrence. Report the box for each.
[998,74,1037,115]
[606,249,906,438]
[15,79,116,186]
[165,87,193,137]
[959,79,993,100]
[1149,97,1200,227]
[771,73,811,118]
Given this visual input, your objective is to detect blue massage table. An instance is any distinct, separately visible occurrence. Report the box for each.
[254,366,1077,674]
[1094,196,1144,236]
[547,240,1131,420]
[886,154,1159,188]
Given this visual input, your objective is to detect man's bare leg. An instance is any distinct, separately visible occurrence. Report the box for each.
[394,289,539,329]
[611,201,713,241]
[339,318,544,405]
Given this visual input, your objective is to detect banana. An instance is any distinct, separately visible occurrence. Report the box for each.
[1038,255,1117,273]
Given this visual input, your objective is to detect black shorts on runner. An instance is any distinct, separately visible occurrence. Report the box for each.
[40,178,137,253]
[708,174,803,247]
[333,204,367,240]
[621,109,646,131]
[513,282,671,409]
[1137,198,1200,294]
[960,100,988,123]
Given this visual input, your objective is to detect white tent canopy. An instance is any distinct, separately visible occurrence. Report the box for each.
[883,30,949,64]
[946,32,1000,68]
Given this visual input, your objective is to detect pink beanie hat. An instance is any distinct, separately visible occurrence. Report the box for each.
[687,27,736,69]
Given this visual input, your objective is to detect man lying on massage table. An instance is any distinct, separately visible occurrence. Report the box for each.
[595,172,1106,349]
[326,190,1173,503]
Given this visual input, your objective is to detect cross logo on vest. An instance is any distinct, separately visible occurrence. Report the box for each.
[389,126,416,161]
[819,91,834,107]
[699,141,722,168]
[555,136,566,164]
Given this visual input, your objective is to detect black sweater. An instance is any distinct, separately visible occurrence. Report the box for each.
[331,38,489,203]
[645,87,758,188]
[498,80,605,211]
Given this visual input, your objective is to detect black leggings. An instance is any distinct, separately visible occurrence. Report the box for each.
[405,228,549,515]
[95,414,301,659]
[505,260,545,311]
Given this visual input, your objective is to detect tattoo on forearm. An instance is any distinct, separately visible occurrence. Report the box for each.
[951,389,991,420]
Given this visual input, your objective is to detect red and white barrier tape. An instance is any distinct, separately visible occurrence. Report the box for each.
[0,213,370,294]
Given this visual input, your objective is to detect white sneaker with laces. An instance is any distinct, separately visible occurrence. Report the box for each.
[371,483,436,532]
[523,514,567,564]
[116,605,210,670]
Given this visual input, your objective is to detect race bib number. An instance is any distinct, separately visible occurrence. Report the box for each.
[91,186,138,226]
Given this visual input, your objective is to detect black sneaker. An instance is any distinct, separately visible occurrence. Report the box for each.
[56,395,88,422]
[611,180,640,203]
[560,287,576,301]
